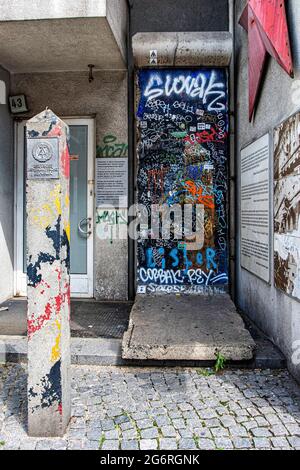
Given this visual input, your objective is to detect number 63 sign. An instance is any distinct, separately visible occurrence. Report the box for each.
[9,94,28,114]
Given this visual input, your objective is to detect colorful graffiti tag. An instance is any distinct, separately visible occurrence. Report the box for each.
[136,69,229,294]
[96,208,128,242]
[96,134,128,158]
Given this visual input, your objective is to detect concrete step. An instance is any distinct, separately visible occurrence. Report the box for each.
[122,294,256,361]
[0,295,286,369]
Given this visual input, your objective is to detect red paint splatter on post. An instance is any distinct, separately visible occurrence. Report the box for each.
[54,294,63,314]
[42,280,51,289]
[57,403,63,415]
[48,127,62,137]
[55,268,62,282]
[61,147,70,179]
[27,302,52,339]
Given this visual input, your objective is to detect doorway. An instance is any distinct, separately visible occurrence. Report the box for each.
[14,117,95,298]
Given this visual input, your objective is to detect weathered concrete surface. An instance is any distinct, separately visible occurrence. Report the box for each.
[107,0,128,63]
[122,295,256,361]
[132,32,233,67]
[26,110,71,437]
[0,18,126,73]
[0,1,127,71]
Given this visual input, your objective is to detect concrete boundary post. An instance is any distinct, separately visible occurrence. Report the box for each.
[26,109,71,437]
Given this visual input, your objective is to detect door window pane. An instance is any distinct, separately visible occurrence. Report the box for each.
[69,125,88,275]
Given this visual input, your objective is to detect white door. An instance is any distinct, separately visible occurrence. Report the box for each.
[15,118,95,298]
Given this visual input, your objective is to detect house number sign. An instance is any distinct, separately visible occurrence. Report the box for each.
[27,137,59,179]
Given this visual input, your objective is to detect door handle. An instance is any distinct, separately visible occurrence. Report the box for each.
[78,217,92,236]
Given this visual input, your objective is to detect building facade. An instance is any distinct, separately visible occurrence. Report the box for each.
[0,0,299,383]
[0,0,129,301]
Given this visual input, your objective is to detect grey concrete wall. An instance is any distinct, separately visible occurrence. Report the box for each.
[0,0,107,20]
[0,18,126,73]
[130,0,229,35]
[132,32,233,67]
[235,0,300,382]
[107,0,128,63]
[11,71,128,300]
[0,67,13,303]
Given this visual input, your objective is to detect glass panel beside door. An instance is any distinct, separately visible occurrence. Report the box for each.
[69,125,88,275]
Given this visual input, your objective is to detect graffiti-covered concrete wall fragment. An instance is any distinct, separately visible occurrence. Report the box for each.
[136,68,229,294]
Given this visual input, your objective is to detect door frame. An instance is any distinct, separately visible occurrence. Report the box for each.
[14,116,95,298]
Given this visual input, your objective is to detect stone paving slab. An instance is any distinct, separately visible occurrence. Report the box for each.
[1,364,300,450]
[122,295,256,361]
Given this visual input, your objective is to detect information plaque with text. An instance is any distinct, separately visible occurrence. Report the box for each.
[96,158,128,208]
[241,134,270,282]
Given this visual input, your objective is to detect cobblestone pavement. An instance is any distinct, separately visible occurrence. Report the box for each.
[1,364,300,450]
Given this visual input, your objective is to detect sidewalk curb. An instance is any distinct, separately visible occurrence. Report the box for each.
[0,334,286,369]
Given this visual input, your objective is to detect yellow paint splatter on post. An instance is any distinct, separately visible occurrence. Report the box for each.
[65,222,70,242]
[50,184,62,215]
[29,204,55,229]
[51,319,61,363]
